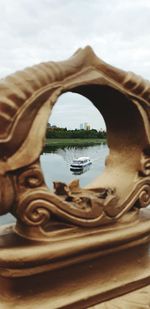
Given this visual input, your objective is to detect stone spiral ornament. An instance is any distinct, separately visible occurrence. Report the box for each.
[17,193,52,226]
[140,155,150,176]
[0,46,149,240]
[138,184,150,207]
[17,164,45,188]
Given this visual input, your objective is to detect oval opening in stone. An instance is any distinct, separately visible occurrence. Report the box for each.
[40,92,108,190]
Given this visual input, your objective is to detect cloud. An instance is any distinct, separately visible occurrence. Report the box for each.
[0,0,149,129]
[50,93,105,130]
[0,0,149,76]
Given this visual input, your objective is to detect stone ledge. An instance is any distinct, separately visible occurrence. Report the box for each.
[90,285,150,309]
[0,209,149,308]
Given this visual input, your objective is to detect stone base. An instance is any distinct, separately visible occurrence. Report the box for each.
[0,209,149,308]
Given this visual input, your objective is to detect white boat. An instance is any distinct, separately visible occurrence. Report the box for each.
[70,157,92,171]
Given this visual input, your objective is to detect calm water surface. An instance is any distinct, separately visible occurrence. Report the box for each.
[0,144,108,225]
[42,144,108,188]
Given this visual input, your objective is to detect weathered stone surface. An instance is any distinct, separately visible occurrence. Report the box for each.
[0,46,149,308]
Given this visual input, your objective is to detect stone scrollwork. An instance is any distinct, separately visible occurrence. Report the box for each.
[17,162,45,189]
[138,183,150,207]
[140,153,150,176]
[15,174,150,239]
[16,180,115,229]
[17,192,52,227]
[14,162,50,225]
[0,46,149,240]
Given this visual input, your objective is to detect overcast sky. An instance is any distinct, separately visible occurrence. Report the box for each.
[0,0,150,130]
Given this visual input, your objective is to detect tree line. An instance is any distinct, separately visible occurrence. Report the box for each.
[46,127,106,139]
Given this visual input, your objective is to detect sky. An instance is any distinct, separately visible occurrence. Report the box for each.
[0,0,150,130]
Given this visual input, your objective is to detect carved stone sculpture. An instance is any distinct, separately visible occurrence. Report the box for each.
[0,46,149,239]
[0,46,149,308]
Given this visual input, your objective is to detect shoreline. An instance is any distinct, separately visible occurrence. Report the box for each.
[44,138,106,150]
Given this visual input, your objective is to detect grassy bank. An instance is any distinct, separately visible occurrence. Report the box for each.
[45,138,106,150]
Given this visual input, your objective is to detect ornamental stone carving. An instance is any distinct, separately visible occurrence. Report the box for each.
[0,46,149,308]
[0,46,149,240]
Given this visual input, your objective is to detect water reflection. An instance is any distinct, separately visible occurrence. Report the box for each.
[41,144,109,189]
[0,144,108,226]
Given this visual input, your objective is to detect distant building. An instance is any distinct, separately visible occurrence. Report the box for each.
[84,122,90,130]
[86,124,91,130]
[80,122,91,130]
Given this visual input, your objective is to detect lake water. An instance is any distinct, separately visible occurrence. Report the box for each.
[41,144,108,188]
[0,144,108,226]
